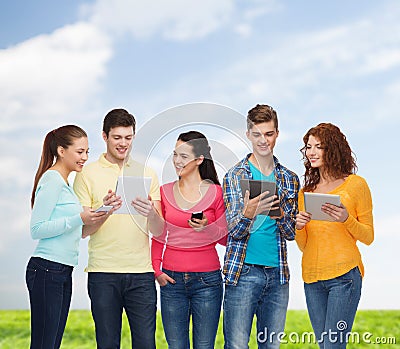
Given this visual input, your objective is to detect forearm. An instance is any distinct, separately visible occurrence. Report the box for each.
[344,214,374,245]
[148,213,165,237]
[276,213,296,240]
[223,179,252,239]
[81,223,101,238]
[276,193,298,240]
[227,213,252,240]
[31,214,83,240]
[151,239,164,277]
[295,228,307,251]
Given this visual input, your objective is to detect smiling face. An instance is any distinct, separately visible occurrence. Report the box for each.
[58,136,89,173]
[172,140,203,177]
[246,121,279,158]
[102,126,134,165]
[305,135,324,169]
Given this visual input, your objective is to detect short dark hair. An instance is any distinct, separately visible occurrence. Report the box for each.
[103,108,136,137]
[247,104,278,131]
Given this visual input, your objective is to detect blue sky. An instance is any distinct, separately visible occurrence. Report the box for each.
[0,0,399,310]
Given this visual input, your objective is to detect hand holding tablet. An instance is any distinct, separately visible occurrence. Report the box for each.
[240,179,281,217]
[95,205,114,213]
[115,176,152,214]
[304,192,341,221]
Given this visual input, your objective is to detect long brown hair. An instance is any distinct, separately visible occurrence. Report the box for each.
[177,131,220,185]
[301,123,357,192]
[31,125,87,208]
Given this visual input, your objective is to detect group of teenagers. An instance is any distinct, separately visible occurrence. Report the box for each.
[26,104,374,349]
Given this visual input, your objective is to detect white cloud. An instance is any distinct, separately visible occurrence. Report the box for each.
[85,0,284,41]
[234,23,253,37]
[0,22,112,131]
[242,0,282,20]
[0,156,33,187]
[87,0,234,41]
[143,5,400,127]
[234,0,282,37]
[359,49,400,74]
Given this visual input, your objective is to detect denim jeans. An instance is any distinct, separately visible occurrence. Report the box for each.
[304,267,362,349]
[160,269,223,349]
[25,256,73,349]
[223,264,289,349]
[88,272,156,349]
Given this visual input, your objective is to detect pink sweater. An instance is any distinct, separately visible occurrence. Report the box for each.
[152,182,227,277]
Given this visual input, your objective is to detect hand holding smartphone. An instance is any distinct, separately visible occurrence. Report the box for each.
[191,211,203,221]
[95,205,113,213]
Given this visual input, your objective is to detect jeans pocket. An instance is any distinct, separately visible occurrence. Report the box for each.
[200,271,222,286]
[336,274,354,287]
[240,264,251,276]
[337,267,359,284]
[159,270,175,287]
[26,267,37,292]
[160,281,172,288]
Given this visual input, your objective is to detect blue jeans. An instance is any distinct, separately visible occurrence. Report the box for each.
[88,272,156,349]
[304,267,362,349]
[160,269,223,349]
[223,265,289,349]
[25,257,73,349]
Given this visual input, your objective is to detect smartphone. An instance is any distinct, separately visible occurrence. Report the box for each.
[191,211,203,221]
[95,205,113,213]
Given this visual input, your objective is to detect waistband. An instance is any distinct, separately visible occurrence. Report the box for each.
[244,262,276,269]
[162,269,221,276]
[29,256,74,270]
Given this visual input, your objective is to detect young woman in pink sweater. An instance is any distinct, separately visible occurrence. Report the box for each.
[132,131,227,349]
[295,123,374,349]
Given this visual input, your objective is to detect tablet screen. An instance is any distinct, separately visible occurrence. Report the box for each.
[304,192,341,221]
[240,179,280,217]
[115,176,152,215]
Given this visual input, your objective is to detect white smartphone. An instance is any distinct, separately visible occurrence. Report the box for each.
[95,205,113,213]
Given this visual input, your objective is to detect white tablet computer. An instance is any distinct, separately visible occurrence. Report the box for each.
[114,176,152,214]
[304,192,341,221]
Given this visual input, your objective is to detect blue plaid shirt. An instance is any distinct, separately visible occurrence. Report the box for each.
[223,154,299,285]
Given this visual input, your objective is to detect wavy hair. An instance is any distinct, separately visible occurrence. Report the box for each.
[301,123,357,192]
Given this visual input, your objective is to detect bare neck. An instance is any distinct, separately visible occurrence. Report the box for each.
[249,153,275,176]
[50,163,70,184]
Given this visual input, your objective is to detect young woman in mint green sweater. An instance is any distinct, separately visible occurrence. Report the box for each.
[26,125,110,349]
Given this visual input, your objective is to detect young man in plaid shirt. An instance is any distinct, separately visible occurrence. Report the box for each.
[223,104,299,349]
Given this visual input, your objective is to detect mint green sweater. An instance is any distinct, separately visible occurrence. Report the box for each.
[31,170,83,266]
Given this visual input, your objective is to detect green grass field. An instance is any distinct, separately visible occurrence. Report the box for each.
[0,310,398,348]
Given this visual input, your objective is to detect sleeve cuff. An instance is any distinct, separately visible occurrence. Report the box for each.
[343,214,356,228]
[70,213,84,228]
[154,270,163,278]
[240,213,252,225]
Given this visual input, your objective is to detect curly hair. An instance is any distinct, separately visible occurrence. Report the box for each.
[301,123,357,192]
